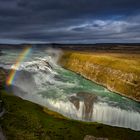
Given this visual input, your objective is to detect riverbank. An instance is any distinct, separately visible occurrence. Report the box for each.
[60,51,140,102]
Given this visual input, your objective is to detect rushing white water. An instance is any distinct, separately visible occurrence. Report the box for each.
[1,48,140,131]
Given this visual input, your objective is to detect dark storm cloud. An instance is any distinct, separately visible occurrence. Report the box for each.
[0,0,140,43]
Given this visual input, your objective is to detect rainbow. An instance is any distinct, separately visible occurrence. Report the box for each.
[6,47,32,86]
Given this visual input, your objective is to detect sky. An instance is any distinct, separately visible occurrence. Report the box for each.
[0,0,140,44]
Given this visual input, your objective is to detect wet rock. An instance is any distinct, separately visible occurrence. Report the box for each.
[78,92,97,120]
[42,60,53,69]
[0,127,6,140]
[69,92,97,120]
[77,92,97,102]
[84,135,108,140]
[69,96,80,110]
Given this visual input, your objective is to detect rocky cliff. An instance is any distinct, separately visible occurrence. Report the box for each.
[60,51,140,102]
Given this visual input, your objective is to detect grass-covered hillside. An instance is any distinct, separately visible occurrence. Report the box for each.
[1,91,140,140]
[60,51,140,101]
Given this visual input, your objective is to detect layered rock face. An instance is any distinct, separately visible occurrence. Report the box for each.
[60,51,140,101]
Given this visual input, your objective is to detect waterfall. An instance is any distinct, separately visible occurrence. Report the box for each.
[5,48,140,131]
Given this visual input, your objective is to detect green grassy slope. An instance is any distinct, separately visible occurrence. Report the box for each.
[0,91,140,140]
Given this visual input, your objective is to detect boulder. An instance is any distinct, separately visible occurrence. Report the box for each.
[84,135,108,140]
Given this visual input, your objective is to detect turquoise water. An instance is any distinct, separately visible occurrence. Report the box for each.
[0,48,140,130]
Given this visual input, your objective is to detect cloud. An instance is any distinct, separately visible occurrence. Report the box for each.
[0,0,140,43]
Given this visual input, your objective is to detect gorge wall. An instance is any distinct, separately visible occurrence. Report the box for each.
[60,51,140,102]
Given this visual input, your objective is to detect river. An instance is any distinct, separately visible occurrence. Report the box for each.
[0,48,140,131]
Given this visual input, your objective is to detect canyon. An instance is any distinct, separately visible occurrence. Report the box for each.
[60,51,140,102]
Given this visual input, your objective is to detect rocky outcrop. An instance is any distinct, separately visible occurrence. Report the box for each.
[69,92,97,120]
[84,135,108,140]
[0,127,6,140]
[69,95,80,110]
[60,51,140,101]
